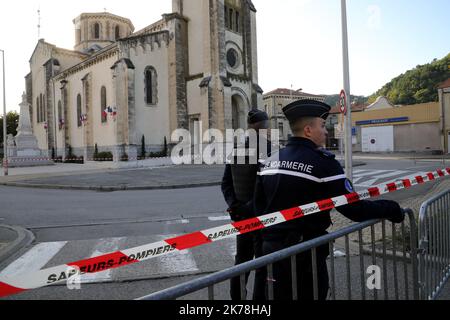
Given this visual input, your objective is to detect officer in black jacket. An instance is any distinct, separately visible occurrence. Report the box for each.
[222,109,270,300]
[254,99,405,300]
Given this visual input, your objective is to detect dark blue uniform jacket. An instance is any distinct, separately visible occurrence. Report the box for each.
[254,137,401,241]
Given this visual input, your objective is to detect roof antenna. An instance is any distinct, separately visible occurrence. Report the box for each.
[37,6,41,40]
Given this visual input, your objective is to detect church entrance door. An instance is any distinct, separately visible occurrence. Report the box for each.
[231,94,247,130]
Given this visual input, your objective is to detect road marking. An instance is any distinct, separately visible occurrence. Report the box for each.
[353,169,371,174]
[166,219,190,225]
[333,249,346,258]
[352,169,389,182]
[355,170,408,187]
[0,241,67,278]
[155,234,198,274]
[80,237,125,283]
[209,216,230,222]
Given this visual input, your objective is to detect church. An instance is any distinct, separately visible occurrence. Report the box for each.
[24,0,262,161]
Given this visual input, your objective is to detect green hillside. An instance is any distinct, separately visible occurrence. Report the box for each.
[368,53,450,105]
[324,94,368,107]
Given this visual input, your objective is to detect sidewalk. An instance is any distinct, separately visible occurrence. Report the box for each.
[335,151,450,161]
[0,158,366,191]
[0,163,226,191]
[0,225,34,268]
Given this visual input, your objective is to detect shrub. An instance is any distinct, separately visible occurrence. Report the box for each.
[64,156,84,164]
[95,152,113,162]
[94,143,99,160]
[148,151,166,158]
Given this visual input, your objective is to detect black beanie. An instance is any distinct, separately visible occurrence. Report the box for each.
[247,109,269,124]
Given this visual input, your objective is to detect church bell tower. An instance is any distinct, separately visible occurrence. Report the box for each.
[171,0,262,132]
[73,12,135,53]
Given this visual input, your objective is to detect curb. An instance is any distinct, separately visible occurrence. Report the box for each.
[0,181,222,192]
[0,225,35,267]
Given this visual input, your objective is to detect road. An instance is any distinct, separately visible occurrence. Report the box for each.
[0,158,448,300]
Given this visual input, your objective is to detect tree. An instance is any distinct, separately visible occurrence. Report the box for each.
[368,53,450,105]
[141,135,146,159]
[163,136,168,157]
[0,111,19,147]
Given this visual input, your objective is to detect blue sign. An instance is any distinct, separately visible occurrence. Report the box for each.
[355,117,409,126]
[352,127,357,136]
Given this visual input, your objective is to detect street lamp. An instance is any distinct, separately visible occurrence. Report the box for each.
[340,0,353,181]
[0,49,7,176]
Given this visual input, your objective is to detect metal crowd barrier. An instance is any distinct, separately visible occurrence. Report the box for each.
[419,190,450,300]
[137,209,419,300]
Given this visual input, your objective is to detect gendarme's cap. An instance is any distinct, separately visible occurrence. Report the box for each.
[282,99,331,123]
[247,109,269,124]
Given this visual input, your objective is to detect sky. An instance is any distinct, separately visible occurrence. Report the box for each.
[0,0,449,112]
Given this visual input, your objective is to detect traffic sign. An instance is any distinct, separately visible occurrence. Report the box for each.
[339,89,347,115]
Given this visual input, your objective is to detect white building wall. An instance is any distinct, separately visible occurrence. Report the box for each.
[88,55,119,148]
[131,44,171,148]
[61,54,118,151]
[53,86,64,151]
[183,0,208,76]
[30,43,52,152]
[66,73,83,150]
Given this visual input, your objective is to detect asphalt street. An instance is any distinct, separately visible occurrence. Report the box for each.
[0,158,449,300]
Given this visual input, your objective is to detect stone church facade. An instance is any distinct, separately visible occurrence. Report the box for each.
[25,0,262,161]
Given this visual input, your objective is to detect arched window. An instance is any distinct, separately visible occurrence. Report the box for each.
[36,97,40,123]
[100,86,107,123]
[43,94,46,122]
[94,23,100,39]
[58,100,62,129]
[39,94,43,123]
[224,6,229,28]
[144,66,157,105]
[77,94,82,127]
[115,25,120,40]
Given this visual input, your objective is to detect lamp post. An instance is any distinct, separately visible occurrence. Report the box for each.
[340,0,353,181]
[1,49,7,176]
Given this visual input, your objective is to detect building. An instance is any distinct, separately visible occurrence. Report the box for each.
[24,0,263,161]
[262,88,326,143]
[327,102,366,150]
[352,100,441,153]
[438,78,450,153]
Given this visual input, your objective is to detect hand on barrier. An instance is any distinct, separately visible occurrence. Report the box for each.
[387,202,406,224]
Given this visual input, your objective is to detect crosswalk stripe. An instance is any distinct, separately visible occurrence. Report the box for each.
[354,170,408,187]
[154,234,199,274]
[0,241,67,279]
[80,237,125,283]
[209,216,230,222]
[166,219,190,225]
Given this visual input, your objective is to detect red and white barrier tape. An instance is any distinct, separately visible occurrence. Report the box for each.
[0,168,449,298]
[0,156,171,162]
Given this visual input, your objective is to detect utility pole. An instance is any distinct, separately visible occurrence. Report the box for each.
[1,49,8,176]
[341,0,353,181]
